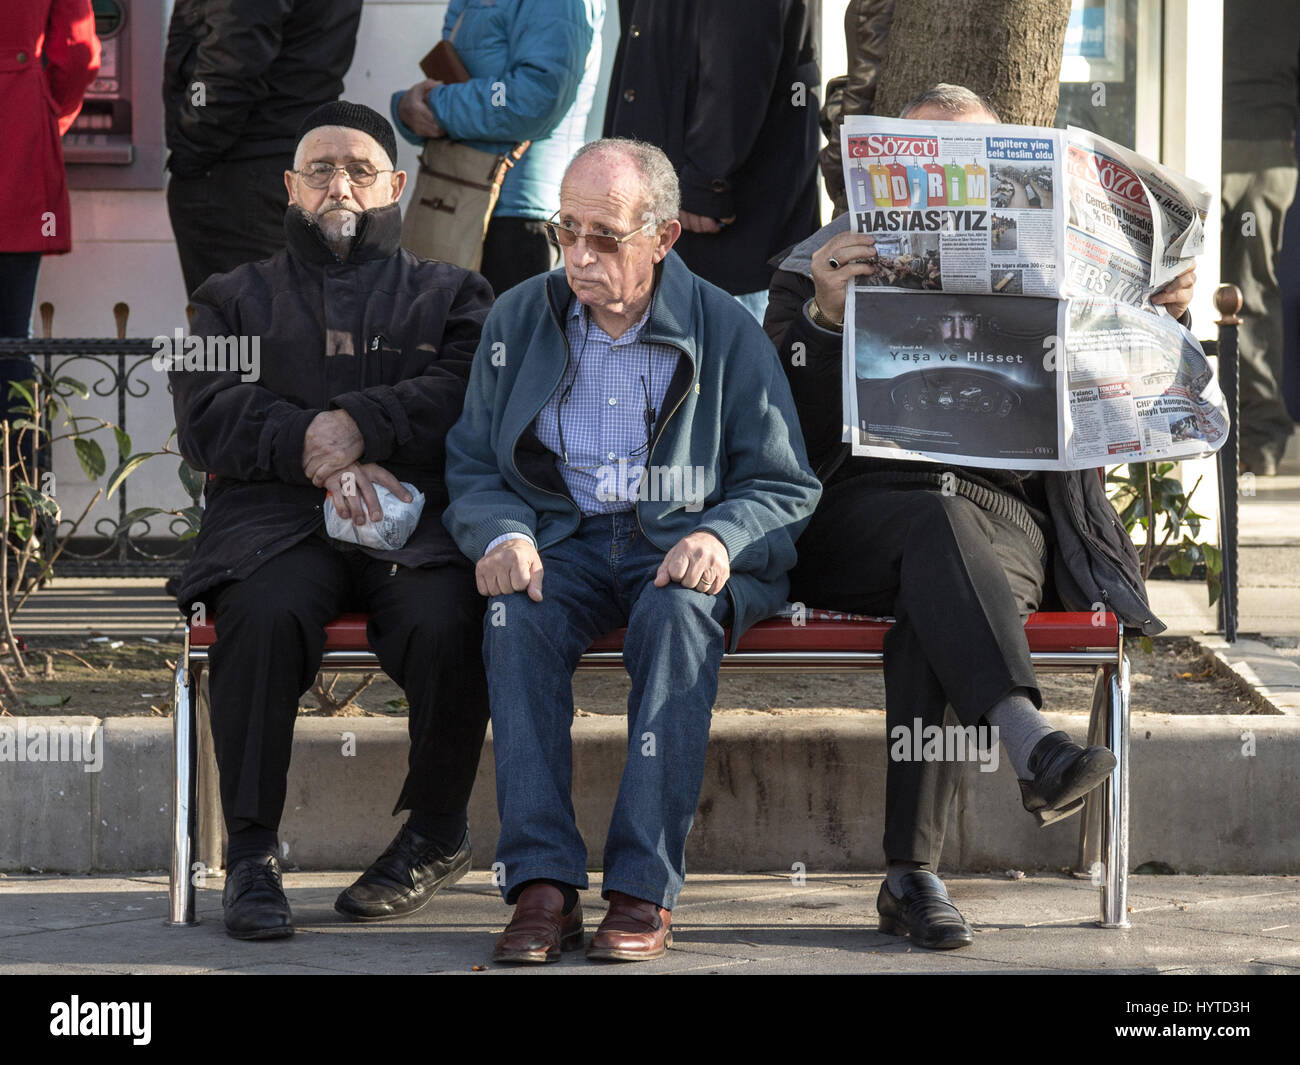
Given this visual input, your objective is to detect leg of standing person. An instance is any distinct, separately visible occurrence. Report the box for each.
[0,252,44,579]
[1222,139,1300,474]
[167,155,294,298]
[478,214,558,296]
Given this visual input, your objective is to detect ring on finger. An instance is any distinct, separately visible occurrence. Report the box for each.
[827,256,841,270]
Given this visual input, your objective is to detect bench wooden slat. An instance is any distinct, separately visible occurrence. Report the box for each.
[188,609,1119,654]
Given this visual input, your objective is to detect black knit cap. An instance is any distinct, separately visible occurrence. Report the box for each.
[296,100,398,168]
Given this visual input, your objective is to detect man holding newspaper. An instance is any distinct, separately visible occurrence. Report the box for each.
[765,83,1209,950]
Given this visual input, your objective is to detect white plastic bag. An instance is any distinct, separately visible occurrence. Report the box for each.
[324,480,425,551]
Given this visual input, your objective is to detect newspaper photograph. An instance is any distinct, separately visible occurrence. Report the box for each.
[838,114,1226,470]
[843,290,1064,468]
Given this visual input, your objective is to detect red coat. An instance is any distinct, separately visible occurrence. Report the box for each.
[1,0,99,255]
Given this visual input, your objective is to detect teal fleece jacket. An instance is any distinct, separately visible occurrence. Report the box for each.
[443,250,822,650]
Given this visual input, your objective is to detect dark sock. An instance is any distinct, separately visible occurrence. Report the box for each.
[226,826,278,867]
[513,877,579,914]
[985,687,1056,778]
[886,859,933,896]
[405,809,468,856]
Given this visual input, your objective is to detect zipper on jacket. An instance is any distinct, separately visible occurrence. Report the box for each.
[635,345,694,547]
[506,289,581,541]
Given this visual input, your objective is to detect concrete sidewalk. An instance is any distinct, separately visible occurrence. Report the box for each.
[1,871,1297,975]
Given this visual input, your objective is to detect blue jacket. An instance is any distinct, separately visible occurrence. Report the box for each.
[391,0,601,219]
[443,251,823,650]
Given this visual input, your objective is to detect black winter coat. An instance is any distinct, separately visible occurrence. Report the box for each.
[163,0,363,176]
[171,203,493,606]
[603,0,822,295]
[764,242,1167,636]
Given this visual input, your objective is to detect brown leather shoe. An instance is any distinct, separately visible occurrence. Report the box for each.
[586,890,673,961]
[491,883,583,964]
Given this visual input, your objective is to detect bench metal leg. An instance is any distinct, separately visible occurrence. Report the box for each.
[1075,654,1131,928]
[166,632,200,927]
[1098,655,1131,928]
[1075,667,1107,878]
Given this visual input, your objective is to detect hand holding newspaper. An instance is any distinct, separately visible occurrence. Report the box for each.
[839,115,1225,470]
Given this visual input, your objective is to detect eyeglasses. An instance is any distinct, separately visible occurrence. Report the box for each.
[544,213,658,254]
[295,162,392,189]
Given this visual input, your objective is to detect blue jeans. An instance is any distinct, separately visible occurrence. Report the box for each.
[483,511,732,910]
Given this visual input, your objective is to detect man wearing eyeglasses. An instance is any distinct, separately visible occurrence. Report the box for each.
[171,102,495,940]
[444,137,821,964]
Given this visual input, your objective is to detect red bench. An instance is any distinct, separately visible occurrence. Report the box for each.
[167,608,1131,930]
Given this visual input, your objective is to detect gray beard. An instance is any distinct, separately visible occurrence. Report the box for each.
[316,207,359,260]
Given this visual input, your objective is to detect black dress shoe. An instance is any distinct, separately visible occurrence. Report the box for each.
[876,871,974,950]
[334,826,470,921]
[1018,730,1117,827]
[222,854,293,940]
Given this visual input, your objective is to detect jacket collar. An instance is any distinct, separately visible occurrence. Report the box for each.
[283,202,403,266]
[544,250,698,365]
[776,212,850,280]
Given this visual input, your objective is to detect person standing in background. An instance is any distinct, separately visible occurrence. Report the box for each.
[817,0,894,217]
[1,0,99,345]
[1221,1,1300,476]
[603,0,822,322]
[1,0,99,549]
[163,0,364,298]
[393,0,604,297]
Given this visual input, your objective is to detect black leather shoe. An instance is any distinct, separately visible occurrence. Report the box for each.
[876,871,974,950]
[1018,730,1116,827]
[334,826,471,921]
[222,854,293,940]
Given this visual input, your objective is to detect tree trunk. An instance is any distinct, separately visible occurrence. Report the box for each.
[873,0,1073,126]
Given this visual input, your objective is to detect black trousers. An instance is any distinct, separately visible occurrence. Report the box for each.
[479,215,558,296]
[789,478,1046,867]
[166,154,292,298]
[207,536,490,836]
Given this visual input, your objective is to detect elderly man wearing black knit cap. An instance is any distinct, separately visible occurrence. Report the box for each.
[169,101,495,940]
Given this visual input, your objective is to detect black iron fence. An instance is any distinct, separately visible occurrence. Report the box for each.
[0,309,192,576]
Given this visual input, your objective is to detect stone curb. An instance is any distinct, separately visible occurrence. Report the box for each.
[1194,635,1300,716]
[3,711,1297,875]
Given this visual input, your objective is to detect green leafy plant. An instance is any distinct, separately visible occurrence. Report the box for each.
[102,428,205,542]
[1107,460,1223,605]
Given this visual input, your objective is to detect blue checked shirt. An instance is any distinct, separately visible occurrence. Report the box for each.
[484,298,678,554]
[536,298,678,514]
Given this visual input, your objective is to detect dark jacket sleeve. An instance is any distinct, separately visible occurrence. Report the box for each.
[678,0,796,220]
[165,0,293,175]
[817,0,895,216]
[170,286,321,485]
[764,266,846,473]
[329,270,494,469]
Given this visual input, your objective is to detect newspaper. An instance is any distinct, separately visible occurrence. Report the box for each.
[839,115,1226,470]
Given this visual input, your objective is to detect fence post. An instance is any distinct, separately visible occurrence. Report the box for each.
[1214,283,1242,642]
